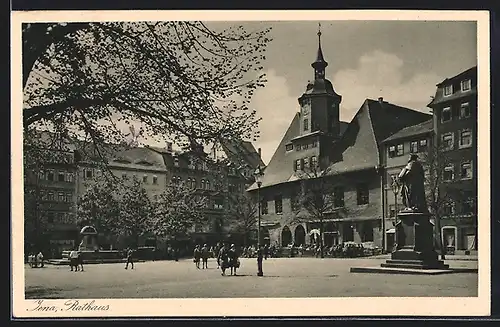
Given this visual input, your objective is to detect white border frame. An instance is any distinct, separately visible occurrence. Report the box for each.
[11,10,491,318]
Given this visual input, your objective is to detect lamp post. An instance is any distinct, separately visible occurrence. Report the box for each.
[391,175,401,251]
[254,166,264,276]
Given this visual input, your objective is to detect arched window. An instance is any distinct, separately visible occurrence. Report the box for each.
[192,179,197,189]
[201,179,205,190]
[206,180,210,190]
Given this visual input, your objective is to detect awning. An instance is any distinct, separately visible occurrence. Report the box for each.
[309,229,321,236]
[386,228,395,233]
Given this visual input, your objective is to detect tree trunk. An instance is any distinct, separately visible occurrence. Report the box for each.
[434,213,446,260]
[319,218,324,258]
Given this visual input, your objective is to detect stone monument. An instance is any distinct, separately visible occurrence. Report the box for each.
[78,225,99,251]
[382,154,448,270]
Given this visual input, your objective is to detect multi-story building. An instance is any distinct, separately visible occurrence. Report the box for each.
[427,66,478,251]
[380,119,433,251]
[246,29,431,249]
[24,131,263,254]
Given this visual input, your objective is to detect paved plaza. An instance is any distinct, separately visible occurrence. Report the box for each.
[25,258,478,299]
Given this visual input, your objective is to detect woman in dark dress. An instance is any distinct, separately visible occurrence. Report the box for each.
[228,244,239,276]
[218,244,229,276]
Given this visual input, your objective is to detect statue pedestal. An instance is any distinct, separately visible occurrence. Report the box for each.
[382,211,449,270]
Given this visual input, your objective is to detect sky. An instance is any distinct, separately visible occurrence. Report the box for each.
[205,20,477,164]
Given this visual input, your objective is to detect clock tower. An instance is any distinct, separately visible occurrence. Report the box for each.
[297,24,342,139]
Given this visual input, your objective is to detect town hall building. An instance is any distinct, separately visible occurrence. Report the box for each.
[247,28,431,249]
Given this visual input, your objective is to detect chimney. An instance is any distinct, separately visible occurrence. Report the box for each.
[378,97,384,103]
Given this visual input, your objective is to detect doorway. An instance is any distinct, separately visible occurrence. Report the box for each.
[294,225,306,246]
[281,226,292,247]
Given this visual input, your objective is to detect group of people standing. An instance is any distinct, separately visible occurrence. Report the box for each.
[27,251,44,268]
[193,243,241,276]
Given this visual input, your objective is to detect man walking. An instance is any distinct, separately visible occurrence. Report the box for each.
[201,244,209,269]
[125,247,134,270]
[69,248,79,272]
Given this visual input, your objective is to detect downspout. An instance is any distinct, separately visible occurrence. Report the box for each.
[378,97,386,252]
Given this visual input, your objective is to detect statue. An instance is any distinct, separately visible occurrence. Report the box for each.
[397,154,427,213]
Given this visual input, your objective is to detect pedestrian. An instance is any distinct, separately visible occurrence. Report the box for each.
[201,244,209,269]
[37,251,44,268]
[193,245,201,269]
[28,253,34,268]
[69,248,79,272]
[77,251,84,272]
[228,244,239,276]
[257,245,264,276]
[218,243,229,276]
[125,247,134,270]
[264,244,269,260]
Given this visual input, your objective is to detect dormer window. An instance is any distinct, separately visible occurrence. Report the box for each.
[444,84,453,96]
[461,79,471,92]
[285,144,293,152]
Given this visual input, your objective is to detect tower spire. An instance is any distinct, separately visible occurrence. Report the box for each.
[312,22,328,79]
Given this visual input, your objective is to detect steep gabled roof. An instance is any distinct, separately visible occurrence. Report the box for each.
[111,147,167,169]
[382,119,433,143]
[247,99,431,191]
[220,139,265,169]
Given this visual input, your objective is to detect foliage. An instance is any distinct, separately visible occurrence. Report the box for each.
[151,182,207,241]
[76,178,122,237]
[22,22,272,161]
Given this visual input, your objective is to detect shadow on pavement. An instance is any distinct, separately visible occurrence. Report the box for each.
[25,287,64,299]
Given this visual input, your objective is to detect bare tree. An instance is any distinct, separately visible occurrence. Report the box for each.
[421,143,476,259]
[226,192,258,246]
[22,22,272,161]
[287,162,341,258]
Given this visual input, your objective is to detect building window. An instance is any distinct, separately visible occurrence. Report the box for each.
[441,107,452,123]
[304,119,309,131]
[419,139,428,151]
[441,133,454,150]
[274,195,283,214]
[460,102,471,119]
[174,157,179,167]
[214,199,223,210]
[396,144,404,156]
[285,144,293,151]
[192,179,197,189]
[461,79,471,92]
[47,192,54,201]
[311,156,318,169]
[295,159,302,171]
[261,198,268,215]
[312,140,318,148]
[58,171,65,182]
[143,175,148,184]
[443,164,455,181]
[39,190,45,200]
[459,129,472,148]
[443,201,456,216]
[462,196,475,214]
[303,143,309,150]
[65,193,72,203]
[201,179,205,190]
[152,175,158,185]
[38,170,45,180]
[85,169,93,179]
[333,186,344,207]
[47,170,54,181]
[356,184,369,205]
[206,180,210,190]
[410,141,418,154]
[153,194,158,201]
[460,161,473,179]
[47,212,54,224]
[58,192,65,202]
[303,157,310,170]
[444,84,453,96]
[295,144,301,151]
[388,145,396,158]
[66,173,74,183]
